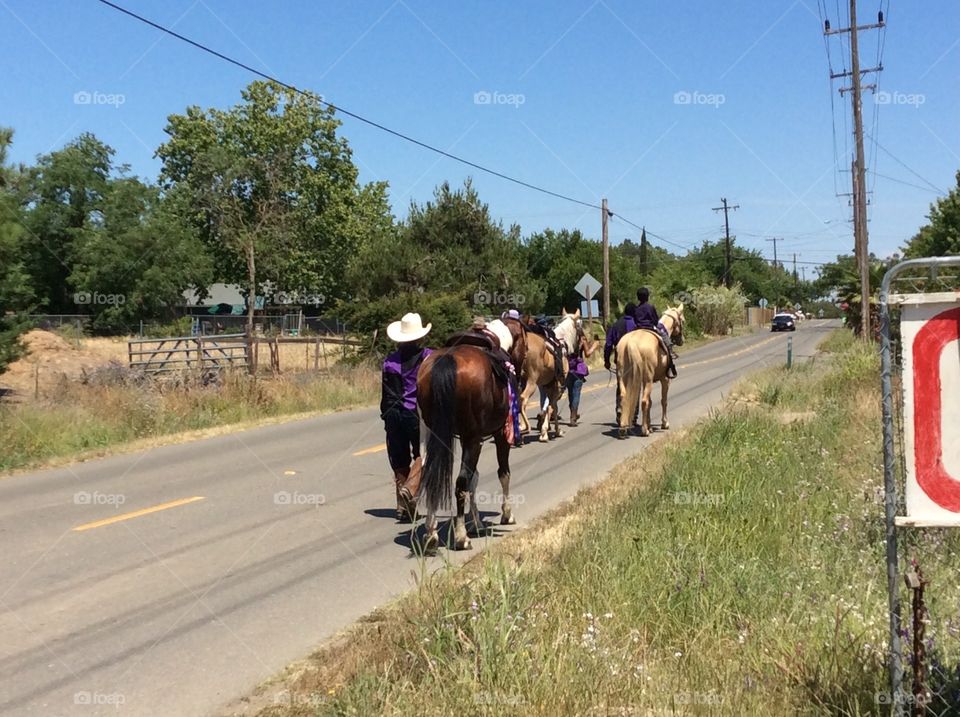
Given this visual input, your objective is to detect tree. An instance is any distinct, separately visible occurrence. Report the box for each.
[21,133,112,313]
[157,80,385,336]
[0,128,34,373]
[903,171,960,258]
[69,179,213,333]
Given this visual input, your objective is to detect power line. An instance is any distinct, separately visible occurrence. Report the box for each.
[865,132,945,194]
[95,0,604,212]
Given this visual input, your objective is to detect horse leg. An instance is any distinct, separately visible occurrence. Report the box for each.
[466,440,485,537]
[660,377,670,430]
[519,379,536,434]
[640,380,653,437]
[452,437,479,550]
[619,366,637,439]
[550,385,565,439]
[494,430,516,525]
[423,506,439,555]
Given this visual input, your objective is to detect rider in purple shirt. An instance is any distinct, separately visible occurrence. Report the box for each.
[634,287,676,358]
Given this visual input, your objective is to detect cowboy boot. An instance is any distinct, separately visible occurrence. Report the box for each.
[394,466,411,522]
[569,408,578,427]
[398,457,422,522]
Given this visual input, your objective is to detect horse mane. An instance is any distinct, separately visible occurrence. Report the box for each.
[553,313,580,354]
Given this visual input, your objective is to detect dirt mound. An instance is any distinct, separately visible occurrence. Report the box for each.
[0,330,129,400]
[20,329,74,354]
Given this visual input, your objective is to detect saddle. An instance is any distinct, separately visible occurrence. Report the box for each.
[445,329,514,385]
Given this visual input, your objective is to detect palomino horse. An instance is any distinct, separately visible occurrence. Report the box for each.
[417,332,521,553]
[519,309,582,443]
[615,305,685,438]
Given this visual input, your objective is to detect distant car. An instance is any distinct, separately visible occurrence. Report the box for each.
[771,313,797,332]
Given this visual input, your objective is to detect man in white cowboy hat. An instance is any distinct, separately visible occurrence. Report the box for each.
[381,312,432,522]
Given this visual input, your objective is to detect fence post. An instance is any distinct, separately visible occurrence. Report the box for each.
[786,336,793,369]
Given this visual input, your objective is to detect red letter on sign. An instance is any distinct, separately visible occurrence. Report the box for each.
[913,306,960,510]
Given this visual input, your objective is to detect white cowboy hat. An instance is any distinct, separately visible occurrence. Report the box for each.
[387,312,432,343]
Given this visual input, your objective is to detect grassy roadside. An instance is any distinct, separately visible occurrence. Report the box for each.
[227,330,960,716]
[0,367,379,474]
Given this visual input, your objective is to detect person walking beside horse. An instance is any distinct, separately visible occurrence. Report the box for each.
[566,328,599,427]
[381,313,433,522]
[604,302,637,426]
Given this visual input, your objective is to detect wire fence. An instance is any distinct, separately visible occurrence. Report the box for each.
[879,257,960,716]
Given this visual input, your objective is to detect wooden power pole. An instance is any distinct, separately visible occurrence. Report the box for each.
[712,198,739,287]
[826,1,884,338]
[601,198,610,323]
[765,236,781,268]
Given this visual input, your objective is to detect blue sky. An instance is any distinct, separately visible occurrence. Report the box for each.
[2,0,957,273]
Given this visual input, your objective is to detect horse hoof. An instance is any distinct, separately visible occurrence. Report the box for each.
[455,537,473,551]
[617,428,627,439]
[538,434,548,443]
[640,428,650,437]
[423,533,440,555]
[501,513,516,525]
[662,422,670,430]
[556,429,565,438]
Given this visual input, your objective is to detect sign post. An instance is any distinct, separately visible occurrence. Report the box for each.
[575,272,602,326]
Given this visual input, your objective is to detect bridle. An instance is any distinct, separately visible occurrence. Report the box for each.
[662,308,685,346]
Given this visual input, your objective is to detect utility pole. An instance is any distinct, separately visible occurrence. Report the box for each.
[712,198,739,287]
[639,226,649,277]
[793,253,798,283]
[826,1,884,338]
[765,237,781,268]
[601,198,610,324]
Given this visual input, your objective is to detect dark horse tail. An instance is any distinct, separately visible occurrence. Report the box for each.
[423,352,457,514]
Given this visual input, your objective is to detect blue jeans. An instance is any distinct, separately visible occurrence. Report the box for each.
[566,373,585,412]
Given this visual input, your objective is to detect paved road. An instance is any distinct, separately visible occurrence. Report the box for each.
[0,321,836,716]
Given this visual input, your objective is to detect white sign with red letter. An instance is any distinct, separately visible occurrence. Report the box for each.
[900,294,960,525]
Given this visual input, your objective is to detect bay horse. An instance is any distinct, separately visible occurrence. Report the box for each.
[519,309,582,442]
[416,321,524,552]
[615,305,685,438]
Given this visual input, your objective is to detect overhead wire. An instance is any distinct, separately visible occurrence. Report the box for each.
[95,0,603,212]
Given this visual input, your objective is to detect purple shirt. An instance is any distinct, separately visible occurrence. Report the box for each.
[632,302,660,330]
[604,315,636,364]
[381,345,432,415]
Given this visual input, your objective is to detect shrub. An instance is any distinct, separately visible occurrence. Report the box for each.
[690,283,747,335]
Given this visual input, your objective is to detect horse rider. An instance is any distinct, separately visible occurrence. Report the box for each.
[634,287,678,377]
[604,302,637,426]
[381,312,432,522]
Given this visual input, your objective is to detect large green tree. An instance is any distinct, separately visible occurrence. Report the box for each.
[157,80,387,335]
[0,128,34,373]
[69,179,213,332]
[21,133,112,313]
[904,171,960,258]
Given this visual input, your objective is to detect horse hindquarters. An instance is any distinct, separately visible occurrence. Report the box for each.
[421,353,457,542]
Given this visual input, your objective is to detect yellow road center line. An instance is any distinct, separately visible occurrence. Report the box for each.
[352,443,386,456]
[72,496,206,532]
